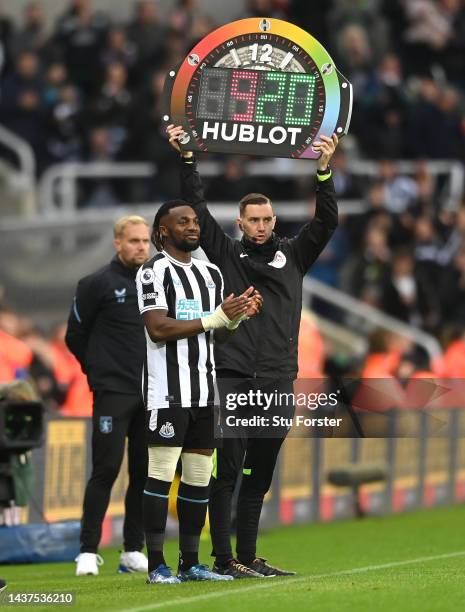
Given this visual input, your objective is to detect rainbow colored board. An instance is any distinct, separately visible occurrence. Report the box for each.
[162,17,352,159]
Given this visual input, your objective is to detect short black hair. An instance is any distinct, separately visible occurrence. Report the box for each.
[239,193,271,216]
[152,199,192,249]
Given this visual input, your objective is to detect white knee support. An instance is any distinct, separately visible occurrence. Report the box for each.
[148,446,182,482]
[181,452,213,487]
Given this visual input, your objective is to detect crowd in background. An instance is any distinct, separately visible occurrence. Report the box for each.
[2,0,465,405]
[0,0,464,183]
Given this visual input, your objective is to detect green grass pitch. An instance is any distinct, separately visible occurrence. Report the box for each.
[2,505,465,611]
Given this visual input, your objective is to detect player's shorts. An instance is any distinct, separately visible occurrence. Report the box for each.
[145,405,217,448]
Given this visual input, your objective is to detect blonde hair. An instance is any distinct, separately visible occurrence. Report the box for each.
[113,215,149,239]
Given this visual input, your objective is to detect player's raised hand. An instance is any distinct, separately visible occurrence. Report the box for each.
[313,133,339,171]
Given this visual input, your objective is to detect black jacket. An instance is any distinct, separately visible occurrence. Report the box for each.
[65,255,145,393]
[180,158,338,379]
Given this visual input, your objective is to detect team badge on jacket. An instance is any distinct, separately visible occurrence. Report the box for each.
[100,416,112,434]
[268,250,287,269]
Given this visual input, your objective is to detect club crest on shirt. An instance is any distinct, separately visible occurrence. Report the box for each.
[205,275,216,289]
[141,268,155,285]
[159,422,175,438]
[268,250,287,269]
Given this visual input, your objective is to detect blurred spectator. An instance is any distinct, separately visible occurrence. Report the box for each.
[54,0,110,95]
[168,0,199,34]
[346,179,391,247]
[439,245,465,324]
[46,83,82,163]
[381,248,439,329]
[436,326,465,377]
[126,1,165,78]
[360,329,408,377]
[101,26,138,81]
[309,214,350,288]
[91,62,131,154]
[378,160,419,214]
[241,0,287,19]
[159,28,189,69]
[413,215,441,285]
[0,50,46,170]
[437,204,465,265]
[291,0,330,43]
[297,312,325,378]
[0,50,42,111]
[0,306,33,382]
[396,346,433,379]
[205,156,267,202]
[80,127,119,207]
[341,222,391,297]
[335,23,375,95]
[358,53,409,159]
[49,323,92,416]
[330,147,364,199]
[10,2,48,59]
[43,61,68,106]
[0,7,14,77]
[407,78,465,159]
[401,0,462,78]
[21,327,67,410]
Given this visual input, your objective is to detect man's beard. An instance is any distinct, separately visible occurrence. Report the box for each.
[172,236,200,252]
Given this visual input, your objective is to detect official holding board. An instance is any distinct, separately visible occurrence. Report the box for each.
[167,123,339,577]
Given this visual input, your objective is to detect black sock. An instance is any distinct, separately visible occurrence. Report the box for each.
[236,486,264,566]
[143,477,171,572]
[177,482,209,571]
[215,555,234,567]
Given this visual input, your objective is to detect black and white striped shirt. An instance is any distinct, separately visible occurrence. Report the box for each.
[136,251,224,410]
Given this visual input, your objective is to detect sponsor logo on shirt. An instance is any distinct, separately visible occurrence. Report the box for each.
[142,292,158,301]
[114,288,126,303]
[176,298,211,320]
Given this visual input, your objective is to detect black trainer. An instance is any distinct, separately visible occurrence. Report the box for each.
[246,558,296,577]
[0,578,6,593]
[212,559,264,579]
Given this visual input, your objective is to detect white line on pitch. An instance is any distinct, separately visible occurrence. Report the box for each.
[121,550,465,612]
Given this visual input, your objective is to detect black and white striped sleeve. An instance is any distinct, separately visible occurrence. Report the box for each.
[136,264,168,313]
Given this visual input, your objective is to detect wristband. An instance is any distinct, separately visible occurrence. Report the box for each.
[317,168,332,182]
[225,312,249,330]
[201,304,232,331]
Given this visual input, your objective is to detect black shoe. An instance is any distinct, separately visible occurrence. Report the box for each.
[0,578,6,593]
[212,559,264,579]
[246,558,296,577]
